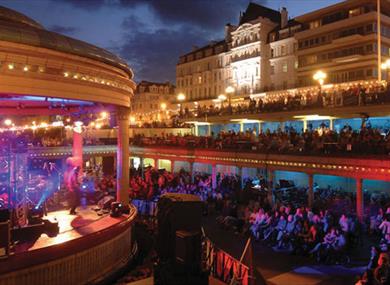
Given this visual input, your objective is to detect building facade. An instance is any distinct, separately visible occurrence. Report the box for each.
[176,0,389,107]
[132,81,175,124]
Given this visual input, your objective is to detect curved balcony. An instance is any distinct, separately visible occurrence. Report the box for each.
[26,144,390,182]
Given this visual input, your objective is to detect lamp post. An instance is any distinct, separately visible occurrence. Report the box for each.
[160,102,167,122]
[218,94,227,109]
[381,59,390,81]
[225,86,235,108]
[313,70,327,93]
[177,93,186,117]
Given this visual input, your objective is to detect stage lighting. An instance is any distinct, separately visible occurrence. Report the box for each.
[28,206,44,225]
[110,202,123,217]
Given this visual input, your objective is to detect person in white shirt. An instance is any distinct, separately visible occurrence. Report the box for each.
[379,215,390,244]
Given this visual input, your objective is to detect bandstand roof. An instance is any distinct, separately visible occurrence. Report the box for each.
[0,5,133,78]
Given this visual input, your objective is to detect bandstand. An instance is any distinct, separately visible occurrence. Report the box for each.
[0,6,137,285]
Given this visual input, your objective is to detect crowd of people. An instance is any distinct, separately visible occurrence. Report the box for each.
[181,82,390,119]
[131,124,390,156]
[120,163,390,284]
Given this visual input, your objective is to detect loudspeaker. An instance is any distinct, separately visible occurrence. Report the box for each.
[0,209,10,223]
[156,193,203,262]
[102,156,115,175]
[0,221,10,258]
[175,230,201,269]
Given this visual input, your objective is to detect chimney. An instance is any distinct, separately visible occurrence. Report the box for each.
[281,7,288,29]
[225,23,234,42]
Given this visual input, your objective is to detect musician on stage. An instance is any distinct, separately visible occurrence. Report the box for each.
[64,158,81,215]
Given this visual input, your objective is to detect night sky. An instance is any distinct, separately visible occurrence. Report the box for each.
[0,0,341,83]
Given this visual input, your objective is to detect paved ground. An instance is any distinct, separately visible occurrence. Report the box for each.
[202,216,368,285]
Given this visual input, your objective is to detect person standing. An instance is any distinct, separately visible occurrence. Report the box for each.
[64,161,81,215]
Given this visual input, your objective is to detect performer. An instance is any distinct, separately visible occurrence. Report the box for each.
[64,158,81,215]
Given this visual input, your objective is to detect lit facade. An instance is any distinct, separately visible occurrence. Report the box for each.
[295,0,387,86]
[176,40,229,105]
[176,0,390,106]
[132,81,175,124]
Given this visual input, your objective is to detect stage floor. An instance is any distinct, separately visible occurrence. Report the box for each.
[14,206,114,253]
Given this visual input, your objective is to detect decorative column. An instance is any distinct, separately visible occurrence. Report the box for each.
[207,124,211,136]
[329,118,334,131]
[238,166,244,188]
[267,169,274,206]
[356,178,364,223]
[212,164,217,190]
[308,173,314,208]
[140,157,144,178]
[303,120,308,132]
[116,107,130,206]
[194,124,199,136]
[239,122,244,133]
[72,122,83,171]
[171,160,175,173]
[189,162,194,183]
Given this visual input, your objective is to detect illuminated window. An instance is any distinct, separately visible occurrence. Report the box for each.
[281,45,286,56]
[349,7,362,18]
[282,62,288,73]
[309,20,320,29]
[198,76,202,84]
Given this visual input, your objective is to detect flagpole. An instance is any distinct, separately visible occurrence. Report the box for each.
[378,0,382,81]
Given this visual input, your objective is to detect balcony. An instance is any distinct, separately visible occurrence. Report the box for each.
[179,80,390,122]
[230,51,261,63]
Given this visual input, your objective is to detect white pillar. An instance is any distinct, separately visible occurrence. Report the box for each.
[212,164,217,190]
[72,125,83,171]
[207,124,211,136]
[116,107,130,206]
[329,118,334,131]
[189,162,194,183]
[303,120,308,132]
[308,173,314,208]
[267,169,274,206]
[239,166,244,188]
[240,122,244,133]
[356,178,364,222]
[171,160,175,173]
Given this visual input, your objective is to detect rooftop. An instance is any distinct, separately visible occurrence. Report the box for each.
[0,6,133,78]
[239,2,281,25]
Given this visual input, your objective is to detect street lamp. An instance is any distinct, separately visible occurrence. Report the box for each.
[313,70,327,87]
[225,86,235,108]
[217,94,227,109]
[313,70,327,97]
[160,102,167,111]
[177,93,186,116]
[381,59,390,81]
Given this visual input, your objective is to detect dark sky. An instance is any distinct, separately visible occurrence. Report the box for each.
[0,0,341,83]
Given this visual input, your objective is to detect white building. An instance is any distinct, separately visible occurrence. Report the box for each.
[132,81,175,125]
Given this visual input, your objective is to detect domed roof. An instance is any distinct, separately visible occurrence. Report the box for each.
[0,5,44,30]
[0,6,133,78]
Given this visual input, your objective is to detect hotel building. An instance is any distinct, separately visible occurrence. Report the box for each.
[176,0,389,106]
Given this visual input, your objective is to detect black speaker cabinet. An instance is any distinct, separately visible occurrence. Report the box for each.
[156,193,203,262]
[0,221,10,258]
[175,230,201,269]
[0,209,10,223]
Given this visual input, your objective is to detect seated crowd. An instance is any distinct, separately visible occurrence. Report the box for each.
[132,124,390,156]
